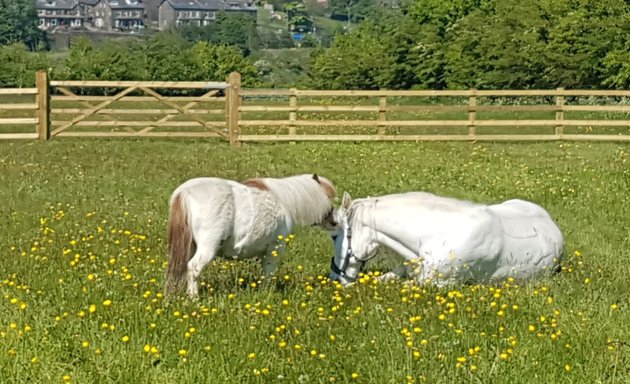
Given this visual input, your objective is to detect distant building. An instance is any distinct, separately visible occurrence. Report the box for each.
[109,0,146,30]
[143,0,162,24]
[35,0,86,30]
[158,0,256,31]
[80,0,112,30]
[35,0,146,32]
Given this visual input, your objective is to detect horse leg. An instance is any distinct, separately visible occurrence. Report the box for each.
[377,262,409,283]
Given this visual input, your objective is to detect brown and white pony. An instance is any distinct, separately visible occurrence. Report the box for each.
[165,174,336,298]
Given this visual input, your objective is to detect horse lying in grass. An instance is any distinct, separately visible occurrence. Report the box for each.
[329,191,564,286]
[165,173,336,298]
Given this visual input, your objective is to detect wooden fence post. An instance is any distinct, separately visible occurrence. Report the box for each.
[36,70,51,141]
[288,88,297,137]
[377,96,387,136]
[555,87,565,139]
[468,90,477,139]
[226,72,241,147]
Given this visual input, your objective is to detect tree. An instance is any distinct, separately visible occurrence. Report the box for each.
[140,32,197,82]
[0,0,47,50]
[285,2,313,32]
[190,41,261,86]
[444,0,550,89]
[0,44,48,87]
[328,0,380,23]
[59,33,261,86]
[541,0,630,88]
[176,12,258,55]
[61,37,143,81]
[308,19,398,89]
[602,49,630,89]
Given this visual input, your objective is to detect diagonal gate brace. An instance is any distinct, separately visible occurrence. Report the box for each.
[138,87,227,138]
[52,86,139,136]
[138,89,219,134]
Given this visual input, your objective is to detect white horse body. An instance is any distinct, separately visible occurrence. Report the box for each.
[165,174,336,298]
[330,192,564,285]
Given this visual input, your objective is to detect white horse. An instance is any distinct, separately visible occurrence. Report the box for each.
[165,173,336,298]
[329,191,564,286]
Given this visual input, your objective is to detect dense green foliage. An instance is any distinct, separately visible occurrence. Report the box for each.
[0,44,49,87]
[309,0,630,89]
[0,0,47,50]
[285,2,314,33]
[0,140,629,383]
[176,12,258,56]
[1,0,629,89]
[328,0,381,22]
[58,34,260,85]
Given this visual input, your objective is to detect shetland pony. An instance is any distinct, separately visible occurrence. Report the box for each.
[164,173,336,298]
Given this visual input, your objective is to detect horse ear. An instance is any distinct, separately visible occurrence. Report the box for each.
[342,192,352,210]
[312,173,320,183]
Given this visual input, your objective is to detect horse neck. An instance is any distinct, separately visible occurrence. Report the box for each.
[263,176,331,227]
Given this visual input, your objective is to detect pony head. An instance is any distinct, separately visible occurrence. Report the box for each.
[329,192,377,286]
[244,173,337,228]
[308,173,337,228]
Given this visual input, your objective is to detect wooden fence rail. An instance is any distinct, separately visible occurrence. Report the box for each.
[1,70,629,145]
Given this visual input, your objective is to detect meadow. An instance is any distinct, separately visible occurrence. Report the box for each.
[0,139,629,383]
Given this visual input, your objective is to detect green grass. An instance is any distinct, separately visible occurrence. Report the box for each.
[1,139,629,383]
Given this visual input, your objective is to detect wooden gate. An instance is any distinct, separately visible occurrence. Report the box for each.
[49,79,231,139]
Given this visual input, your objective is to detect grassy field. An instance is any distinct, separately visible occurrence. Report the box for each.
[0,139,629,383]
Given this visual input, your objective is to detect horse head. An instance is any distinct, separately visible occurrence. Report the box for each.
[329,192,377,286]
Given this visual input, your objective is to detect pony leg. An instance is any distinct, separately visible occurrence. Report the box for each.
[186,239,220,299]
[260,241,284,282]
[260,227,290,284]
[261,252,279,282]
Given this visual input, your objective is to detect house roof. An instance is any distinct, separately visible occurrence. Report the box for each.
[108,0,145,9]
[35,0,79,10]
[160,0,255,11]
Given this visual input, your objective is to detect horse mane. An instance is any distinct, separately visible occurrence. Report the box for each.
[258,174,335,226]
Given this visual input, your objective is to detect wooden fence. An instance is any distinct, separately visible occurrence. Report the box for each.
[1,70,630,146]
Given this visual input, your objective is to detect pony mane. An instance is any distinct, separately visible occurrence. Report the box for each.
[258,174,335,227]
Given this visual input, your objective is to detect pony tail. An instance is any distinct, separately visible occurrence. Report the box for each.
[165,194,193,296]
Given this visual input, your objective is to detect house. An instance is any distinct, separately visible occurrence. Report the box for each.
[109,0,146,31]
[35,0,86,30]
[80,0,146,31]
[158,0,256,30]
[35,0,146,32]
[143,0,162,24]
[80,0,112,30]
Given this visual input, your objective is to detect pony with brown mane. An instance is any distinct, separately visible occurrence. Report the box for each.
[165,173,336,298]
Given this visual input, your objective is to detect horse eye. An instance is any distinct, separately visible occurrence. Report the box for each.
[331,234,338,241]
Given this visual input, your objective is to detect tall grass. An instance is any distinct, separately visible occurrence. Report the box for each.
[0,140,628,383]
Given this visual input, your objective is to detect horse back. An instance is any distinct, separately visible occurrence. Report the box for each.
[488,199,561,239]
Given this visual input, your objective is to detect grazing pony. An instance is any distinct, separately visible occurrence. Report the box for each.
[165,174,336,298]
[329,191,564,286]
